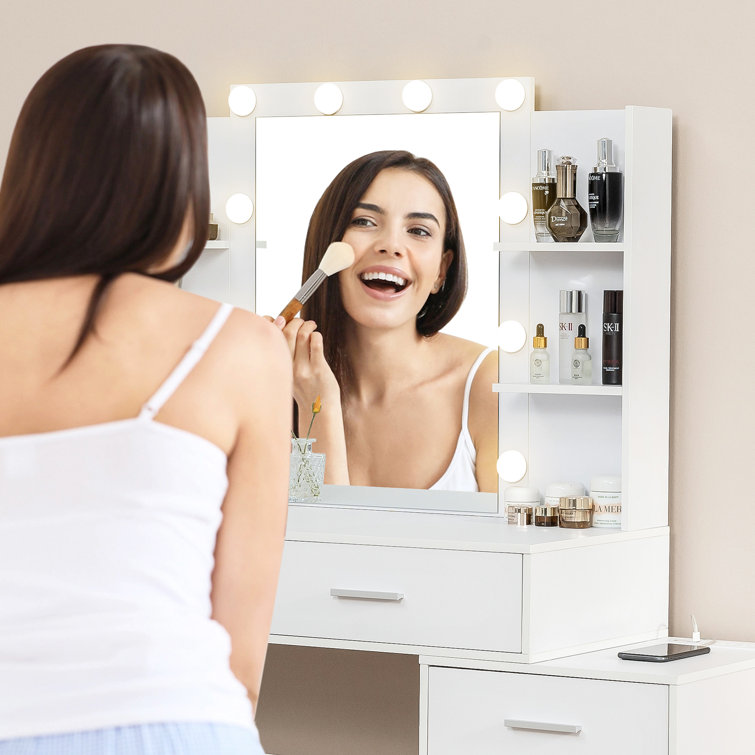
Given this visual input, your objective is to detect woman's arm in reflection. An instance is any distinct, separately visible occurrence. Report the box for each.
[282,318,350,485]
[468,350,499,494]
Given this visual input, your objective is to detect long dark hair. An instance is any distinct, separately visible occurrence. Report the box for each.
[0,44,209,362]
[301,150,467,390]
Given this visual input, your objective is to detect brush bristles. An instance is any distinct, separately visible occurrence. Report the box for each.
[317,242,355,276]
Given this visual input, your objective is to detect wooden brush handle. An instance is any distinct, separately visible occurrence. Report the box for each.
[278,298,304,323]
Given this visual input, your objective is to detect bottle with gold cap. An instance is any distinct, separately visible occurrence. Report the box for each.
[529,323,550,384]
[570,323,592,384]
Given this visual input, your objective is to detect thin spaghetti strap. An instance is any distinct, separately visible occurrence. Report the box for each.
[139,303,234,420]
[460,347,496,433]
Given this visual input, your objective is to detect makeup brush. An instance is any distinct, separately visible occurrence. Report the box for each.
[278,241,355,323]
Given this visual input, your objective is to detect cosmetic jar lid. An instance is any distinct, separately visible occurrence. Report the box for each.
[559,496,594,510]
[504,486,540,504]
[534,505,559,517]
[559,290,586,314]
[545,481,585,498]
[590,475,621,492]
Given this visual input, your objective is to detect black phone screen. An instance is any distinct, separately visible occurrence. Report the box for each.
[617,643,711,663]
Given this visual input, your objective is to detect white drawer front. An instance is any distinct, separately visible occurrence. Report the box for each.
[272,541,522,652]
[427,667,668,754]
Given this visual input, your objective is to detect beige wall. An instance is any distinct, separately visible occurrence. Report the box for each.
[2,0,753,752]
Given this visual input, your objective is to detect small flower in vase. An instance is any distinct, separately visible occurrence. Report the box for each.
[290,396,325,502]
[293,395,322,454]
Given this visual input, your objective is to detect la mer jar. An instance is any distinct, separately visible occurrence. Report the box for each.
[559,496,594,529]
[590,475,622,528]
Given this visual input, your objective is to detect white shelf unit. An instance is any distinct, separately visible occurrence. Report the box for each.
[498,106,671,532]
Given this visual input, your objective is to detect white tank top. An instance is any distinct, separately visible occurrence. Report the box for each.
[0,303,255,739]
[429,347,495,492]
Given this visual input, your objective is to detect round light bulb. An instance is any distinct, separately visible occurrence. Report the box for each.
[228,86,257,117]
[314,83,344,115]
[498,320,527,353]
[498,192,528,224]
[402,80,433,112]
[225,193,254,224]
[497,450,527,483]
[495,79,526,112]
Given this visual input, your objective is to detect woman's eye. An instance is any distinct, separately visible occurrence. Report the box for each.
[409,226,431,237]
[350,216,376,227]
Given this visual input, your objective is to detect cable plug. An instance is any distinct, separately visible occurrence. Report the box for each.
[691,613,701,643]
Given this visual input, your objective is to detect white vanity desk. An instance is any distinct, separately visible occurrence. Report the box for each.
[194,77,754,752]
[270,501,669,663]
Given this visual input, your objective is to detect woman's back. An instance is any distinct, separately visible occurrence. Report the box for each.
[0,274,291,744]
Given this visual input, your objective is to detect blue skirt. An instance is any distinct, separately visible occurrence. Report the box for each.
[0,722,265,755]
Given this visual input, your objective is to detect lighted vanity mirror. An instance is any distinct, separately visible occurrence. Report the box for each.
[226,78,533,513]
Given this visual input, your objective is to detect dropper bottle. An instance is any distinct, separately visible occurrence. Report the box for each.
[570,324,592,384]
[529,323,550,384]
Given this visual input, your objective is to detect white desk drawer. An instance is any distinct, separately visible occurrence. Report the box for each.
[426,666,668,754]
[272,541,522,652]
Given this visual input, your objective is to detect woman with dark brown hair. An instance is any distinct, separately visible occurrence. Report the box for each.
[0,45,291,754]
[282,151,498,493]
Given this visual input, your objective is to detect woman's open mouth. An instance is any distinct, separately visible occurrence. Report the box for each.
[359,270,410,299]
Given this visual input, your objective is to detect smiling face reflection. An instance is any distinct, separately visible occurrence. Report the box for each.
[339,168,453,333]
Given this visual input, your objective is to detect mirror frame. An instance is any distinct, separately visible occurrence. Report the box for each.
[205,77,535,514]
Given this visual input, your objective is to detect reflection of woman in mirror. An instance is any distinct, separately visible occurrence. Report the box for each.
[282,150,498,493]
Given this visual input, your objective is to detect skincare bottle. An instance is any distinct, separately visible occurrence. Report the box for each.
[546,156,587,242]
[208,213,219,241]
[532,149,556,242]
[602,290,623,385]
[588,138,623,242]
[559,290,586,383]
[529,323,550,384]
[571,324,592,384]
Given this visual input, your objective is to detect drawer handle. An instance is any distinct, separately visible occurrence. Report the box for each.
[330,588,404,602]
[504,719,582,735]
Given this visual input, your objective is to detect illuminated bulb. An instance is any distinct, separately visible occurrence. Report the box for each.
[498,320,527,353]
[314,83,344,115]
[495,79,526,111]
[402,80,433,112]
[498,192,528,224]
[497,450,527,483]
[225,193,254,224]
[228,86,257,117]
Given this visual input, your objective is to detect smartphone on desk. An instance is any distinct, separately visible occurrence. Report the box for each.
[618,643,711,663]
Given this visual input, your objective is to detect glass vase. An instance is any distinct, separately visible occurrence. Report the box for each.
[289,438,326,503]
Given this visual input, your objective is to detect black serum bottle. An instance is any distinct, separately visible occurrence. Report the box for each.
[588,138,623,242]
[602,290,623,384]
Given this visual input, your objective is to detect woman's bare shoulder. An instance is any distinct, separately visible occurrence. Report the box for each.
[112,274,290,381]
[431,332,496,368]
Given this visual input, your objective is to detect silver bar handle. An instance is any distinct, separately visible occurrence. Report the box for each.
[330,588,404,602]
[504,719,582,735]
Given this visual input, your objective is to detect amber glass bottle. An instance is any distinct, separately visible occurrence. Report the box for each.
[546,156,587,242]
